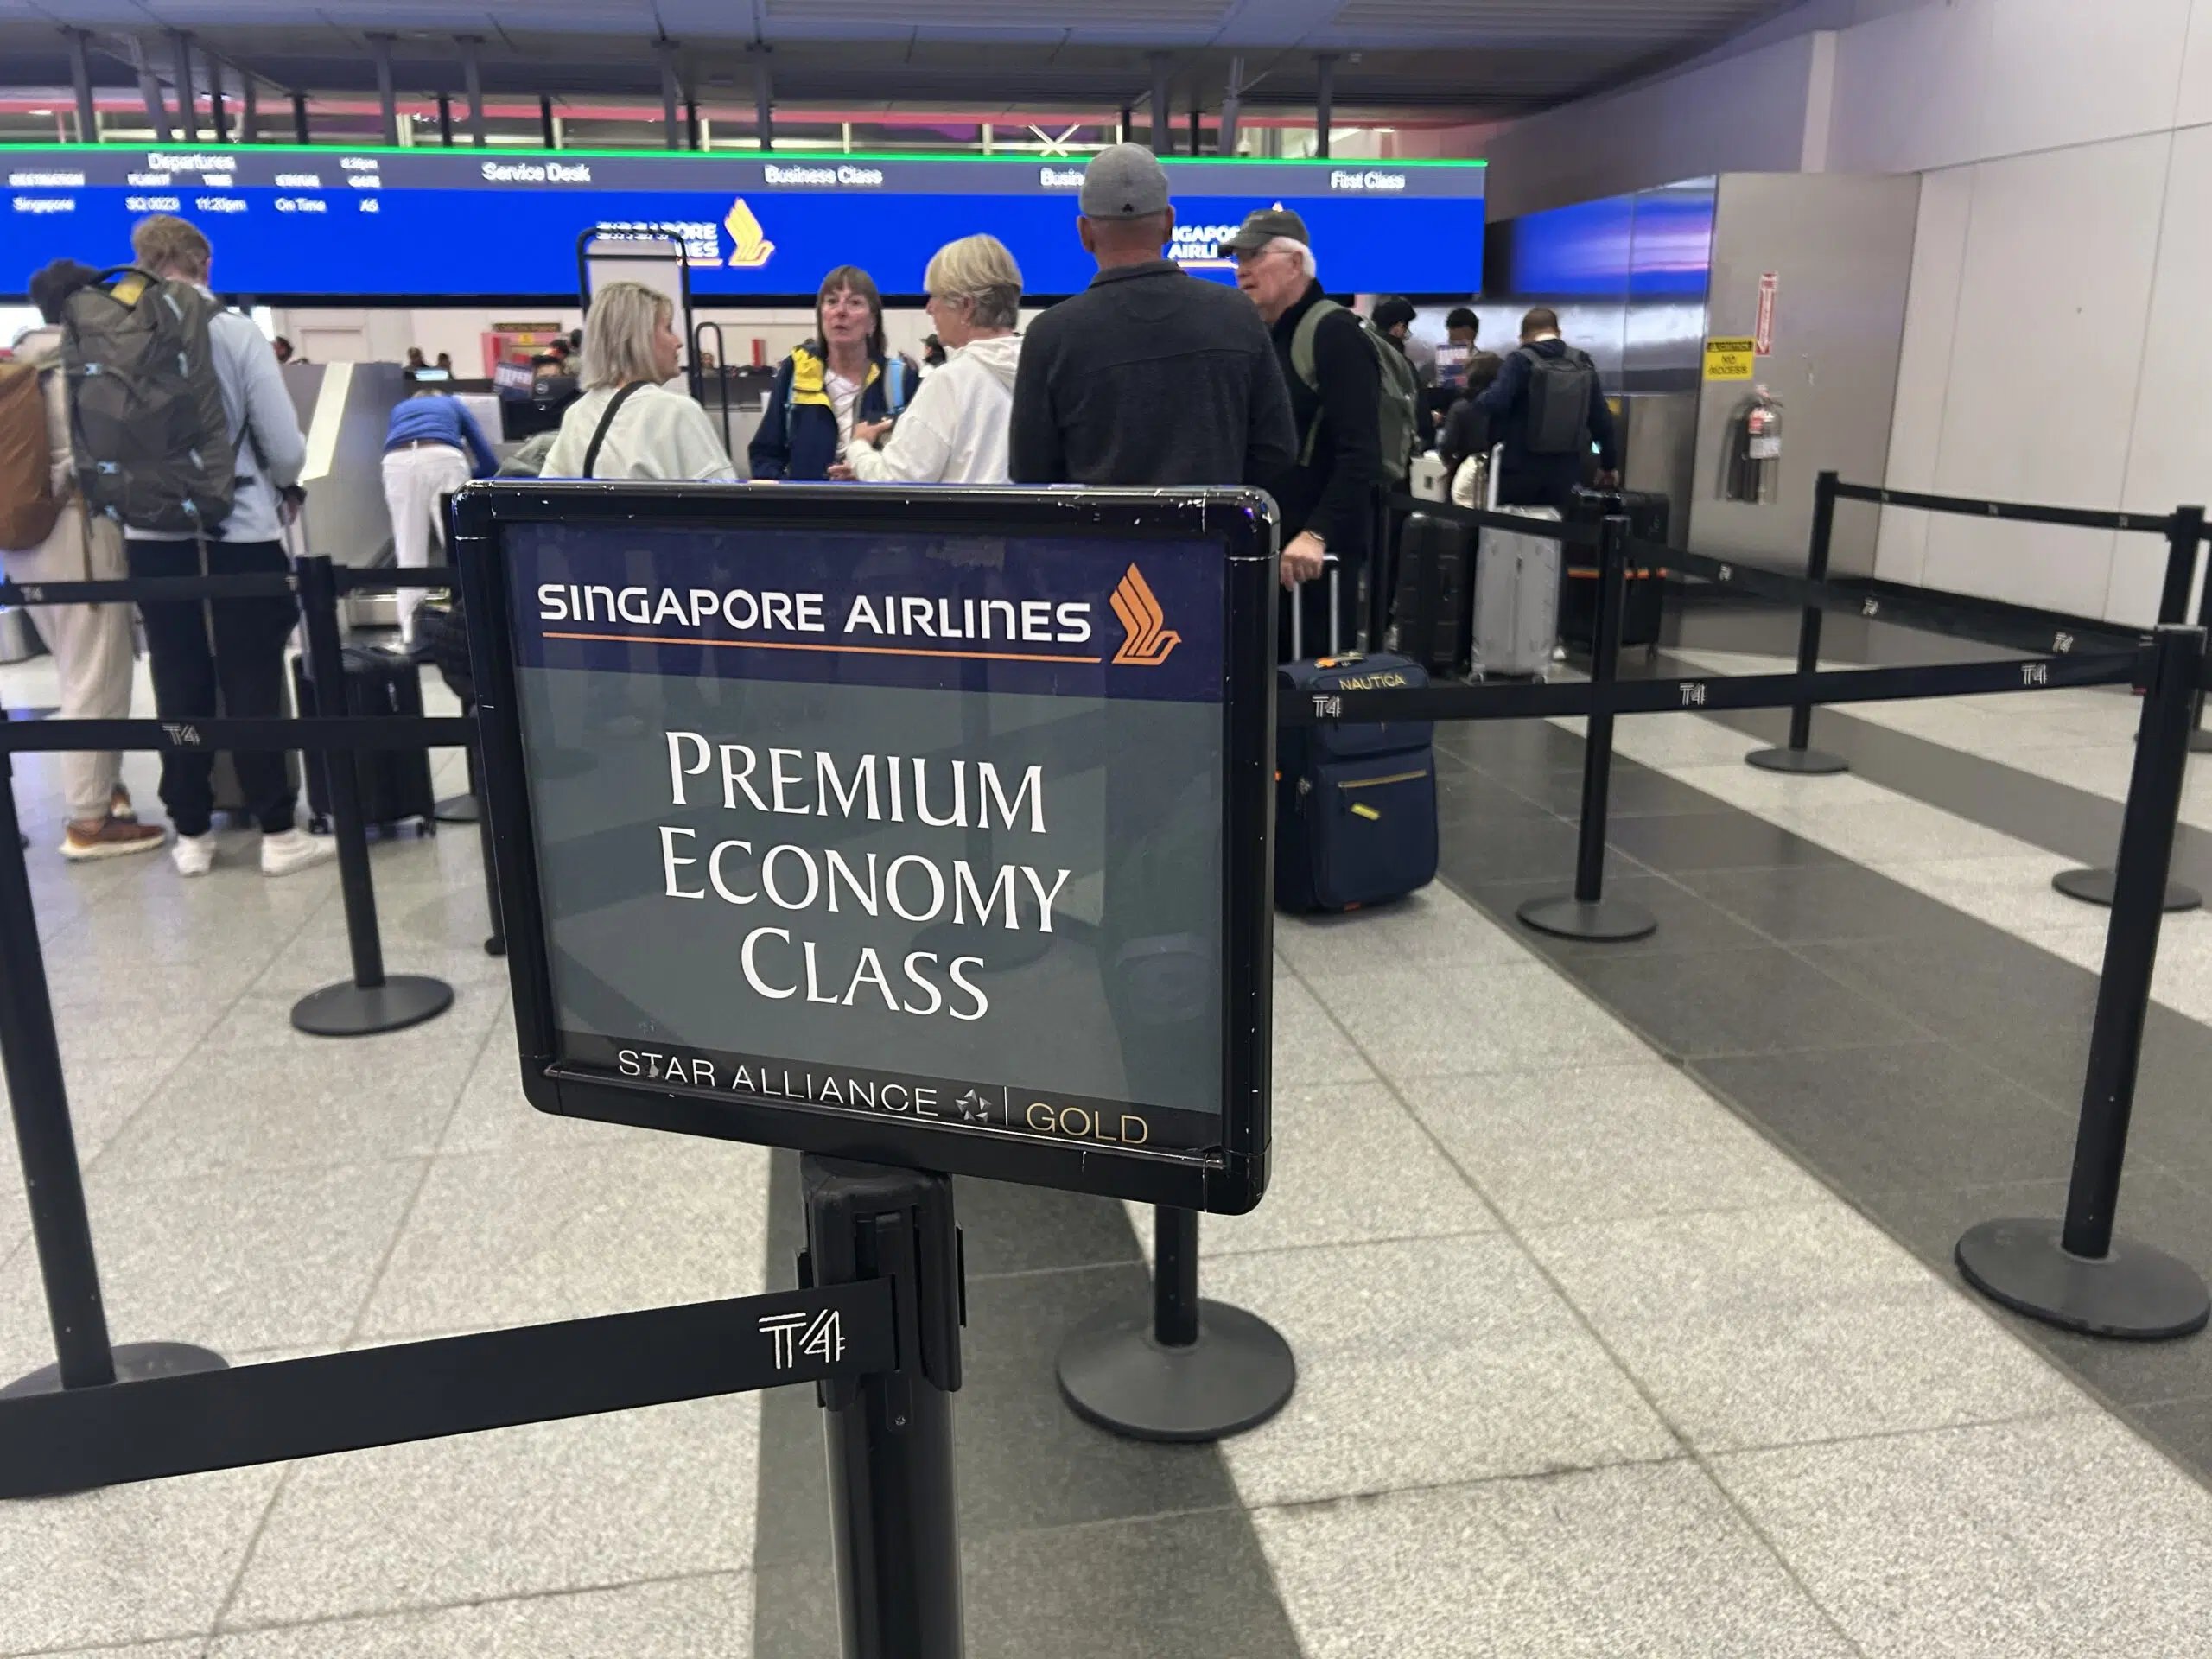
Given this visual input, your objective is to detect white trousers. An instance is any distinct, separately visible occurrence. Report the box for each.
[380,444,472,642]
[3,505,132,823]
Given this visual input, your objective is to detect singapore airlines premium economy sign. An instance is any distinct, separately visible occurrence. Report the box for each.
[498,513,1244,1173]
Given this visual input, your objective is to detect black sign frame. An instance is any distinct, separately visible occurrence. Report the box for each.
[455,482,1276,1213]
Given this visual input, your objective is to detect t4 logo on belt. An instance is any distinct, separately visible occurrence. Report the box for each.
[1109,564,1180,667]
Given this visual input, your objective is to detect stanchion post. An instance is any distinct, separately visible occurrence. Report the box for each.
[289,556,455,1037]
[0,761,224,1398]
[302,556,383,991]
[803,1157,965,1659]
[2156,505,2204,628]
[2184,510,2212,755]
[2053,504,2206,913]
[0,766,112,1392]
[1746,468,1850,776]
[1957,624,2211,1338]
[1516,515,1657,943]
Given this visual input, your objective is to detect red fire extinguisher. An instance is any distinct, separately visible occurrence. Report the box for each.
[1725,384,1783,504]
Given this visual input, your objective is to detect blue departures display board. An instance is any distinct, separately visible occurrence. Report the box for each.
[3,145,1485,301]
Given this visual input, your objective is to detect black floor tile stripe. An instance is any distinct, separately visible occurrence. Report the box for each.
[751,1154,1303,1656]
[1431,715,2212,1489]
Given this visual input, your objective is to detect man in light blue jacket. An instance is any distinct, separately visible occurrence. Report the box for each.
[120,214,332,880]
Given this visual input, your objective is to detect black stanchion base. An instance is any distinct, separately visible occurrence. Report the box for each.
[291,975,454,1037]
[1057,1298,1295,1443]
[433,793,480,824]
[0,1341,227,1402]
[1516,894,1658,943]
[1956,1218,2210,1340]
[485,935,506,958]
[1745,746,1850,776]
[2051,867,2202,912]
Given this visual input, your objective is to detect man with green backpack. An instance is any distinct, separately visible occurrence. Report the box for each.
[1225,207,1408,660]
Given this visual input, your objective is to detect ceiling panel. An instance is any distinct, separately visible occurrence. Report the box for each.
[0,0,1800,121]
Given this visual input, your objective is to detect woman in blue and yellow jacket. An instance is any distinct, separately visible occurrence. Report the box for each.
[748,264,912,480]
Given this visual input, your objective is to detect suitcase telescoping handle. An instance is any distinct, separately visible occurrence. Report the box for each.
[1288,556,1343,663]
[1486,442,1504,512]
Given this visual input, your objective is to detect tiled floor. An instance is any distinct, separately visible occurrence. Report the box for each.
[3,627,2212,1654]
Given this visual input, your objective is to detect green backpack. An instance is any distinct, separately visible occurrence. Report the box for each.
[1288,299,1420,488]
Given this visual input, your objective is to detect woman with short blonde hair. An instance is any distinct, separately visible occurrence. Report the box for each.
[542,279,736,480]
[923,234,1023,333]
[837,235,1025,486]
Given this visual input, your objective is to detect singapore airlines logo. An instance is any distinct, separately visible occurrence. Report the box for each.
[725,198,775,269]
[1109,565,1180,667]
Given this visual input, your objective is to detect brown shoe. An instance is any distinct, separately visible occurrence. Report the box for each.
[60,816,166,862]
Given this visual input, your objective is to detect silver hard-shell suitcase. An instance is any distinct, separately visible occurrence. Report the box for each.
[1472,443,1560,680]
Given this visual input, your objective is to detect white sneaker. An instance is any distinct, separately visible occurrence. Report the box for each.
[261,827,337,878]
[171,831,216,878]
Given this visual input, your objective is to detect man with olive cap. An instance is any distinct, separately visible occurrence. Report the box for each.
[1225,206,1382,658]
[1009,143,1294,492]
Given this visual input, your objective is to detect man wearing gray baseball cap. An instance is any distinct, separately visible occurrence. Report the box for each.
[1008,143,1294,490]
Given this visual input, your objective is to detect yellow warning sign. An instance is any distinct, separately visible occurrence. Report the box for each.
[1703,337,1757,381]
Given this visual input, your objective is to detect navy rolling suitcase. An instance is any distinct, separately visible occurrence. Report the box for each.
[1276,568,1440,913]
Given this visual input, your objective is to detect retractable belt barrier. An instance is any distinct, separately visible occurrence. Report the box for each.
[1364,486,2212,1343]
[0,715,475,753]
[1382,491,1603,548]
[1281,649,2145,726]
[1831,480,2185,536]
[0,564,458,610]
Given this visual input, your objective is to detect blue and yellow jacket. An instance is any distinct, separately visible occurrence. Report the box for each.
[747,341,910,480]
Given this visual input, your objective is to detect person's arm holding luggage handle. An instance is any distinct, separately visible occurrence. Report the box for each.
[1587,375,1623,490]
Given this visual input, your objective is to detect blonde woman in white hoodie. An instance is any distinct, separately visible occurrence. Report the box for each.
[834,235,1022,485]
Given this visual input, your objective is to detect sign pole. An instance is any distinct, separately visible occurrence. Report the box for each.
[804,1158,965,1659]
[1055,1204,1294,1442]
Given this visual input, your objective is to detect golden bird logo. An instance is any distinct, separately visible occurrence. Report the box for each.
[1109,564,1180,666]
[725,198,775,269]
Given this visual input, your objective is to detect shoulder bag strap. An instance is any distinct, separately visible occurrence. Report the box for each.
[1289,299,1344,467]
[582,381,647,479]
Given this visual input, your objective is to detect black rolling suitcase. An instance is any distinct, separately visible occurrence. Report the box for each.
[1563,487,1670,652]
[293,644,436,835]
[1390,511,1476,677]
[1276,568,1439,913]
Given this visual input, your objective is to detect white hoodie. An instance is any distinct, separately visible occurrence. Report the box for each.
[845,332,1022,485]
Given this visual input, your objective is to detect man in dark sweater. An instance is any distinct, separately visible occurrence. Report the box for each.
[1008,145,1294,491]
[1475,306,1621,512]
[1224,207,1381,659]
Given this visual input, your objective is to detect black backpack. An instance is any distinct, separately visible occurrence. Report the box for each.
[1516,344,1598,456]
[61,267,236,534]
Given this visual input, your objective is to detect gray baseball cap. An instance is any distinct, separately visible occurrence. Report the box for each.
[1079,143,1172,219]
[1220,207,1312,253]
